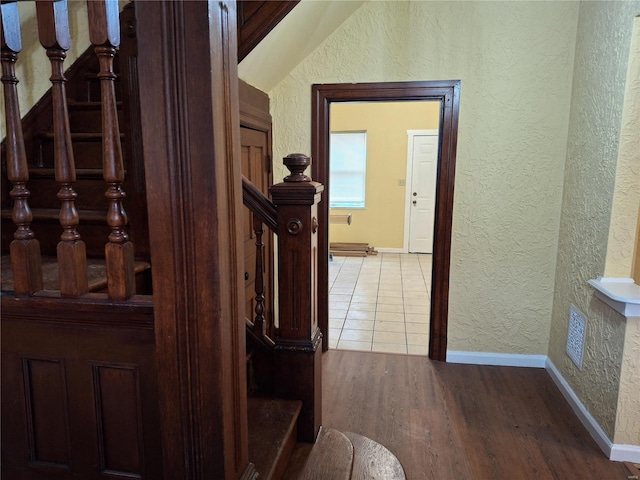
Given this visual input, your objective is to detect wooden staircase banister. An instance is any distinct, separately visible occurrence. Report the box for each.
[1,1,44,296]
[36,0,89,298]
[242,174,277,232]
[87,0,136,301]
[270,153,324,443]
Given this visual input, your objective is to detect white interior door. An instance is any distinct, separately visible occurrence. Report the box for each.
[408,134,438,253]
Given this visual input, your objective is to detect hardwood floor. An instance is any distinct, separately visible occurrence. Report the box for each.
[322,350,630,480]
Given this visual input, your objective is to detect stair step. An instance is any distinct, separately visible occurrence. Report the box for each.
[37,132,124,142]
[29,168,105,179]
[0,255,150,293]
[1,207,106,223]
[66,100,124,133]
[25,177,109,210]
[282,427,354,480]
[343,432,406,479]
[248,397,302,480]
[67,100,123,110]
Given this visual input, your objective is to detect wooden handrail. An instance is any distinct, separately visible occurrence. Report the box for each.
[242,175,277,232]
[1,1,44,296]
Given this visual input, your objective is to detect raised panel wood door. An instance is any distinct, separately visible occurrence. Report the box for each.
[241,126,274,331]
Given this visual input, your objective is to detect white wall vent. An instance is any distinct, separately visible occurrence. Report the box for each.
[566,304,587,370]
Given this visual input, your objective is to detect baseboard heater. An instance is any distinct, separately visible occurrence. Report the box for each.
[329,242,378,257]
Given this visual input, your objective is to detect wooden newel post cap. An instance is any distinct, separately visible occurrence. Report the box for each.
[283,153,312,182]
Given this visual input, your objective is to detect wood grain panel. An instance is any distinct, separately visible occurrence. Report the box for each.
[23,358,70,467]
[1,295,162,479]
[94,364,143,477]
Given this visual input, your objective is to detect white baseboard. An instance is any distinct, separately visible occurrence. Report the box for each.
[610,444,640,463]
[545,358,640,463]
[545,358,614,457]
[446,351,547,368]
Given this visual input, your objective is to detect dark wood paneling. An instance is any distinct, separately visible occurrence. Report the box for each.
[1,295,161,480]
[23,358,70,468]
[311,81,460,360]
[94,364,143,477]
[237,1,300,62]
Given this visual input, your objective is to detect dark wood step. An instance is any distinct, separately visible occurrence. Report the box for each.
[37,132,125,142]
[2,209,112,258]
[66,100,124,133]
[26,176,109,210]
[248,397,302,480]
[82,72,122,103]
[282,427,354,480]
[29,168,105,179]
[343,432,406,479]
[0,255,150,293]
[34,133,126,169]
[67,100,123,110]
[1,207,106,223]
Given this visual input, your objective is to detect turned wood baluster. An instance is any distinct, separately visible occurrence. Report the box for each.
[87,0,135,300]
[252,212,266,337]
[36,0,88,297]
[1,2,44,296]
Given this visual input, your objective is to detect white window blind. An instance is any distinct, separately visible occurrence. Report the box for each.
[329,132,367,208]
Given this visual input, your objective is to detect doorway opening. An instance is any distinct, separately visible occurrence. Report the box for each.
[312,81,461,361]
[327,102,438,356]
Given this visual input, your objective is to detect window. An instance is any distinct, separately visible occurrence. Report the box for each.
[329,131,367,208]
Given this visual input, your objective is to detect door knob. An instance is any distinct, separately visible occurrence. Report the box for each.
[412,200,417,205]
[413,192,417,196]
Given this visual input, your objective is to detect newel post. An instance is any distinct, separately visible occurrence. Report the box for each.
[270,153,324,443]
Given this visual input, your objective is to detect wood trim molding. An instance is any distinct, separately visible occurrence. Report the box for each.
[236,1,300,62]
[239,78,271,132]
[311,81,460,361]
[135,2,249,478]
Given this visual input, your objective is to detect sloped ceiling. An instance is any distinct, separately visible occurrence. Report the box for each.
[238,0,365,93]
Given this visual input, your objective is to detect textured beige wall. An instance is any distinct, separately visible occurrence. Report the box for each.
[329,101,440,249]
[548,1,640,441]
[605,15,640,279]
[634,216,640,283]
[269,1,579,354]
[616,317,640,445]
[612,15,640,448]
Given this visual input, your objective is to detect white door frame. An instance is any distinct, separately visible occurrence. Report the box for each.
[403,129,439,253]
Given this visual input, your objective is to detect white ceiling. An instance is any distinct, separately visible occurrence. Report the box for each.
[238,0,365,93]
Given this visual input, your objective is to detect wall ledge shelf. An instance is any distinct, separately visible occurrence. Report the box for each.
[587,277,640,318]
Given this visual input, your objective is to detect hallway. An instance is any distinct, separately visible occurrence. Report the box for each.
[328,253,431,354]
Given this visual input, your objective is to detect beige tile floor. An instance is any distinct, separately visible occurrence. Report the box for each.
[328,253,432,355]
